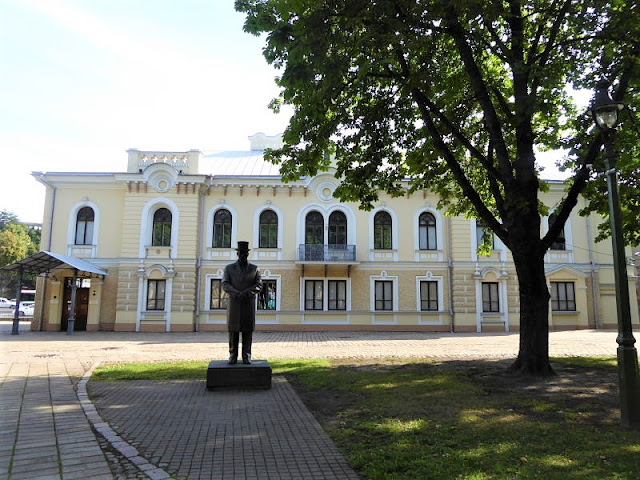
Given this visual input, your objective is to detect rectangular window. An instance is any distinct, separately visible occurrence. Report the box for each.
[258,280,277,310]
[328,280,346,310]
[305,280,323,310]
[210,279,229,310]
[482,282,500,312]
[147,279,166,311]
[551,282,576,311]
[420,281,438,311]
[375,280,393,311]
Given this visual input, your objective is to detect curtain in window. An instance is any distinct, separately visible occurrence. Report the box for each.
[75,207,95,245]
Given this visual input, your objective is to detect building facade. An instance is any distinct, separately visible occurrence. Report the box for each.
[32,133,640,333]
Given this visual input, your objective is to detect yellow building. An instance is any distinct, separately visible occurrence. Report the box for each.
[32,133,639,333]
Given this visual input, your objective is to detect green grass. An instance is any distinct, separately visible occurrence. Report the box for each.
[551,355,618,370]
[91,357,640,479]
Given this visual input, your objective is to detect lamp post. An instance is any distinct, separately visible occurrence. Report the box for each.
[588,80,640,428]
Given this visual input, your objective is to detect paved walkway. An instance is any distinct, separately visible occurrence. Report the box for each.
[0,330,627,479]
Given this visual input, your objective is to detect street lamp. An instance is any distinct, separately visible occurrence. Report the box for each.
[588,79,640,428]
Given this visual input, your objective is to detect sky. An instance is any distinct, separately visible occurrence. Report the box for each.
[0,0,294,223]
[0,0,573,225]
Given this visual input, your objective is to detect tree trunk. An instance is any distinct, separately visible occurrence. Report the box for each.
[509,247,556,377]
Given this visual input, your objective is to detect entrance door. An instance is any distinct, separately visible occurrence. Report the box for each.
[61,278,90,331]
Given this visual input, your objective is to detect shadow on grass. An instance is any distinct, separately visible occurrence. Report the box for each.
[278,358,639,480]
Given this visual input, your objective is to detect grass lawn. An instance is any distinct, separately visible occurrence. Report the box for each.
[92,357,640,479]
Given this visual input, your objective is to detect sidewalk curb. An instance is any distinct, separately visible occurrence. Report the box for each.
[77,362,172,480]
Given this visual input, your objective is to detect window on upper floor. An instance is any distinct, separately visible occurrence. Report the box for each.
[482,282,500,312]
[147,279,166,311]
[551,282,576,311]
[374,211,392,249]
[328,211,347,246]
[152,208,172,247]
[75,207,95,245]
[259,210,278,248]
[305,211,324,245]
[418,212,437,250]
[548,213,566,250]
[213,209,232,248]
[476,219,496,251]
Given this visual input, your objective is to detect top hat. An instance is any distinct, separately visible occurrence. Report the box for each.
[235,241,251,252]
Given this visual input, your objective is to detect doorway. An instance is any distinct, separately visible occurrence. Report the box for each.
[61,277,90,331]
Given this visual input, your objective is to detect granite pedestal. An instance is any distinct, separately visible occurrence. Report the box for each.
[206,360,272,390]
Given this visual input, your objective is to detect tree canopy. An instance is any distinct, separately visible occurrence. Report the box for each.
[0,210,40,296]
[236,0,640,375]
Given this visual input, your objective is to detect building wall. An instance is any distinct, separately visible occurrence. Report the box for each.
[32,154,640,333]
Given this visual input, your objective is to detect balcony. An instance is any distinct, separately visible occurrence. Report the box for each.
[297,244,357,263]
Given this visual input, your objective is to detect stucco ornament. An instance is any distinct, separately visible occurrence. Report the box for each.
[143,163,178,193]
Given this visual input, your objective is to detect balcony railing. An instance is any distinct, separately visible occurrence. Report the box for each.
[298,244,356,262]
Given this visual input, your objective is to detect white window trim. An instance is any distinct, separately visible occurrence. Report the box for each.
[473,269,509,332]
[297,203,356,247]
[253,204,284,259]
[544,213,573,251]
[139,198,180,259]
[136,264,174,332]
[257,269,281,317]
[206,203,237,250]
[299,276,351,312]
[470,218,506,262]
[415,272,444,312]
[413,208,443,252]
[204,269,226,311]
[370,271,398,312]
[66,201,100,257]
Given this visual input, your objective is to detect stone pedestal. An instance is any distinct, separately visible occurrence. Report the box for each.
[206,360,272,390]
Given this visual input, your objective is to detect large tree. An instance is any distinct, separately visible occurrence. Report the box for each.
[236,0,640,375]
[0,211,40,295]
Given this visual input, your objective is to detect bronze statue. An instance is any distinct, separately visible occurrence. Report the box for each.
[222,241,262,364]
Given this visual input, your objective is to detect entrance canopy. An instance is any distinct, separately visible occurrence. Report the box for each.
[1,251,108,277]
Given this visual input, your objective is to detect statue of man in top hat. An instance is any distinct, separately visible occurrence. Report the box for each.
[222,241,262,364]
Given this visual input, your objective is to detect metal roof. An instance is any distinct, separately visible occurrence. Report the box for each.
[0,251,108,276]
[200,150,282,176]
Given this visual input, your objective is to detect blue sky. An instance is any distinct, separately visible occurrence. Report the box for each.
[0,0,292,223]
[1,0,573,225]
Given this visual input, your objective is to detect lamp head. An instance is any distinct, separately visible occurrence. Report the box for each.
[587,80,625,130]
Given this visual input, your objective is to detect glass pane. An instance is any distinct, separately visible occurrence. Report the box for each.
[75,222,86,245]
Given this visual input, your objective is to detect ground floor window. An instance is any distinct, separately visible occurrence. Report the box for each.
[305,280,323,310]
[328,280,346,310]
[147,279,166,311]
[375,280,393,311]
[420,281,438,311]
[258,279,277,310]
[551,281,576,311]
[481,282,500,312]
[210,279,228,310]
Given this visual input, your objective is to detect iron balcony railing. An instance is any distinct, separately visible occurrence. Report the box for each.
[298,244,356,262]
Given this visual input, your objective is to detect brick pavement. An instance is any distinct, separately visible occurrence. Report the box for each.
[0,329,629,479]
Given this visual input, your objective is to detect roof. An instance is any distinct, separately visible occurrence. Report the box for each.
[1,251,108,276]
[200,150,282,176]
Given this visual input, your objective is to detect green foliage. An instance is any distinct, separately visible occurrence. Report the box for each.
[236,0,640,245]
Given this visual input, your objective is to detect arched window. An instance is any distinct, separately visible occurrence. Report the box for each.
[305,211,324,245]
[75,207,94,245]
[418,212,437,250]
[152,208,172,246]
[548,213,566,250]
[259,210,278,248]
[328,211,347,245]
[213,209,232,248]
[374,211,392,249]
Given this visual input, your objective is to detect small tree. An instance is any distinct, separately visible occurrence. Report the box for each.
[236,0,640,376]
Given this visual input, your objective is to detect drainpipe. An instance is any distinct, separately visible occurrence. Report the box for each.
[447,215,455,333]
[586,211,600,329]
